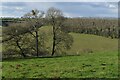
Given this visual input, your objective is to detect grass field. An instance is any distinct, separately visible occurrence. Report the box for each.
[2,51,118,78]
[2,26,118,78]
[67,33,118,54]
[39,26,118,55]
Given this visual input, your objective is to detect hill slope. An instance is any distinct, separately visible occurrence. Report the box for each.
[2,26,118,78]
[39,26,118,55]
[68,33,118,54]
[2,51,118,78]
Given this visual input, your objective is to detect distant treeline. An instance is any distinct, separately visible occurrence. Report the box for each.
[62,18,119,39]
[0,18,25,26]
[1,17,119,39]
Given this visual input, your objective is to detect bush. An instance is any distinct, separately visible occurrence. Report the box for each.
[3,49,20,58]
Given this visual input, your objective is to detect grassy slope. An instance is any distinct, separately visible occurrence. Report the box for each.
[39,26,118,55]
[2,26,118,78]
[68,33,118,54]
[2,51,118,78]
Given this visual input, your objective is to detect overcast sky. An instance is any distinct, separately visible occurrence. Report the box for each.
[1,2,118,18]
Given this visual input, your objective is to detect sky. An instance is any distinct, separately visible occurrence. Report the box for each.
[0,2,118,18]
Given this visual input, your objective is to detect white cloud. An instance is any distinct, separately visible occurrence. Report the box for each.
[1,2,118,18]
[0,14,20,18]
[105,3,118,14]
[64,12,83,18]
[105,2,118,9]
[108,4,116,8]
[64,12,72,18]
[1,4,24,11]
[24,2,57,11]
[15,7,23,10]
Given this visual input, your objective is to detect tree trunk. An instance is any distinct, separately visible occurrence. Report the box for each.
[51,37,55,56]
[35,31,39,57]
[51,26,56,56]
[16,41,26,57]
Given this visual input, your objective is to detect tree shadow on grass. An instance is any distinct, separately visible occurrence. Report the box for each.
[2,54,82,62]
[2,55,63,62]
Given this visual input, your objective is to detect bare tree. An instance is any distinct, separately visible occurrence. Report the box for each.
[2,23,30,57]
[23,9,44,57]
[46,7,73,56]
